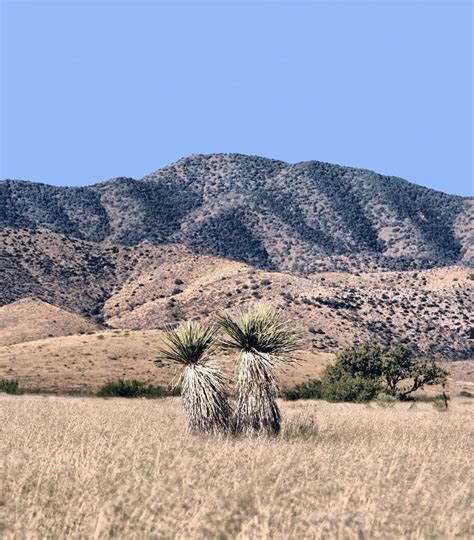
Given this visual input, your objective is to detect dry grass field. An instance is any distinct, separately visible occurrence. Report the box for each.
[1,395,472,539]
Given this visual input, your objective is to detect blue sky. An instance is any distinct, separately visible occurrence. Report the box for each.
[1,0,472,195]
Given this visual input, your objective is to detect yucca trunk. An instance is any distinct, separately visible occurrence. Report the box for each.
[181,365,232,434]
[235,351,281,435]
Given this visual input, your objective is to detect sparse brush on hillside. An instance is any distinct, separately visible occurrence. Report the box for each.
[2,154,469,276]
[216,306,301,435]
[155,321,232,434]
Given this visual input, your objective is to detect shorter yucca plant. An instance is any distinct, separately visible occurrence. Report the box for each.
[155,321,232,434]
[216,305,301,436]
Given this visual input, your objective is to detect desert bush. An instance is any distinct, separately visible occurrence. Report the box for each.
[0,379,22,395]
[431,397,450,412]
[282,379,322,401]
[282,411,318,440]
[97,379,175,398]
[376,392,398,407]
[381,345,448,399]
[320,365,382,402]
[336,342,384,379]
[322,343,448,402]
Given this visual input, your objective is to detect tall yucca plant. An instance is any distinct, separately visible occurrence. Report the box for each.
[216,306,301,436]
[155,321,232,434]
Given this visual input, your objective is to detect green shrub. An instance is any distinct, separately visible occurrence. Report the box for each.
[323,343,448,402]
[97,379,178,398]
[282,379,322,400]
[320,365,381,402]
[413,394,450,403]
[381,346,448,399]
[431,398,449,412]
[459,390,473,398]
[0,379,22,395]
[336,342,384,379]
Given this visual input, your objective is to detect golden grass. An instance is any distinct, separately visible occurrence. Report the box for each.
[1,395,472,538]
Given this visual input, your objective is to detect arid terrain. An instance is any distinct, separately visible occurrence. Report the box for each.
[2,154,472,274]
[0,154,473,540]
[1,323,473,398]
[1,228,472,361]
[1,154,472,365]
[1,395,472,539]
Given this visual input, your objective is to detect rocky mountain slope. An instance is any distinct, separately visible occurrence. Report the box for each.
[1,154,472,360]
[2,154,472,273]
[1,227,472,359]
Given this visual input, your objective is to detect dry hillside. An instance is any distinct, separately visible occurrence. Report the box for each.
[2,328,473,395]
[0,298,98,346]
[1,227,472,359]
[0,328,337,393]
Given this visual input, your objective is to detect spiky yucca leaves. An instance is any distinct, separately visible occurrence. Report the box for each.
[216,306,301,436]
[155,322,232,434]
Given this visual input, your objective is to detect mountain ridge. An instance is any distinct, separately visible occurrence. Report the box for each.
[3,153,471,196]
[1,153,471,274]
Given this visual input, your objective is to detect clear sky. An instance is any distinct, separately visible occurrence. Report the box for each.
[1,0,472,195]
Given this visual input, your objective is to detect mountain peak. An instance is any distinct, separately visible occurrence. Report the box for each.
[1,154,471,273]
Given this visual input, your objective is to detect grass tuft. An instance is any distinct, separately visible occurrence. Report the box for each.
[0,378,22,395]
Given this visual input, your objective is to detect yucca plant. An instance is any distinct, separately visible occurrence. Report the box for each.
[155,321,232,434]
[216,305,301,436]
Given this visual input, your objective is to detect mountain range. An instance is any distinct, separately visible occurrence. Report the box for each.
[2,153,472,274]
[1,154,472,361]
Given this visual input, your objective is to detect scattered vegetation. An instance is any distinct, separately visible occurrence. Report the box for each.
[282,379,322,401]
[0,378,22,395]
[282,343,449,403]
[2,153,468,277]
[97,379,175,398]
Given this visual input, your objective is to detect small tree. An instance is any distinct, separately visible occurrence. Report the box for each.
[216,306,301,435]
[336,342,384,379]
[382,346,448,399]
[155,321,232,434]
[320,343,448,402]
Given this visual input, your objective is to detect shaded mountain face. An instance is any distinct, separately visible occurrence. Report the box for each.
[1,153,472,274]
